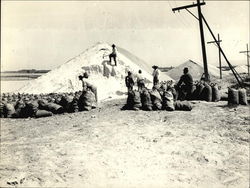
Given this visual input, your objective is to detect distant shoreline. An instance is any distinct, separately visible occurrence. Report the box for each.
[1,72,48,81]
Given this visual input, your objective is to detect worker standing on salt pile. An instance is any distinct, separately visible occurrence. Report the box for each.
[79,72,98,102]
[152,65,160,86]
[137,70,145,92]
[125,71,135,92]
[176,67,193,100]
[109,44,117,66]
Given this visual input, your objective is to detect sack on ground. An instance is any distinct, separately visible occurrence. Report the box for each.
[4,103,15,118]
[174,100,192,111]
[140,89,152,111]
[123,90,142,110]
[228,88,239,105]
[212,84,221,102]
[162,90,175,111]
[192,83,205,100]
[38,99,49,109]
[238,88,248,105]
[13,100,28,118]
[87,85,98,102]
[132,90,142,110]
[124,90,134,110]
[35,110,53,118]
[200,83,212,102]
[44,103,64,114]
[24,101,39,117]
[78,90,96,111]
[59,96,73,110]
[0,102,6,118]
[168,87,177,101]
[150,89,162,110]
[67,98,79,113]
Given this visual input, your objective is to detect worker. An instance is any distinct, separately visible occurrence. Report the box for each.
[109,44,117,66]
[176,67,193,100]
[152,65,160,86]
[137,70,145,92]
[79,72,98,102]
[125,71,135,92]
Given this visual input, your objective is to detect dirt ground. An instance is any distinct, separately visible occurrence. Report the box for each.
[0,99,249,188]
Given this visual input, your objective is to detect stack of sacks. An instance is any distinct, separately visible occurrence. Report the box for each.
[180,81,221,102]
[123,82,192,111]
[0,90,97,119]
[78,89,97,111]
[228,87,248,105]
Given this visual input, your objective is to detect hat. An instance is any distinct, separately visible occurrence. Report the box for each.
[152,65,158,69]
[112,44,116,47]
[78,75,83,80]
[83,72,89,78]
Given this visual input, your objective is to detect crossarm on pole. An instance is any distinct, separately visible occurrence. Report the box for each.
[172,2,205,12]
[201,13,243,86]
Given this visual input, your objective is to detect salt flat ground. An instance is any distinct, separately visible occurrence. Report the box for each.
[1,80,30,93]
[0,99,249,188]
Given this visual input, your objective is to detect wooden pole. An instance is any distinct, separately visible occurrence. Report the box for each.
[218,34,222,79]
[239,43,250,76]
[197,0,209,81]
[247,44,249,76]
[207,33,222,79]
[202,14,243,86]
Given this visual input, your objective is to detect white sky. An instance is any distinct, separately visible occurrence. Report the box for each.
[1,1,249,71]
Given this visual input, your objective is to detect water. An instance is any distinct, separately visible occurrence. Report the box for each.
[1,80,30,93]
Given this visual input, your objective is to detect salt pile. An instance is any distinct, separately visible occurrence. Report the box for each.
[165,60,228,81]
[234,65,248,74]
[18,42,173,101]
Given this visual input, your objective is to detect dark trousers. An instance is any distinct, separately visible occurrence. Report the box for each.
[137,81,145,92]
[127,86,133,92]
[109,54,117,66]
[153,76,159,86]
[177,85,193,100]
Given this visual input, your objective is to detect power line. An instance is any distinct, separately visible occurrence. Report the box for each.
[168,1,189,28]
[175,1,193,28]
[179,11,192,28]
[172,0,209,81]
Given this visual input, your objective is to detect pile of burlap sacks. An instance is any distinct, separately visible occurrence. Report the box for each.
[227,87,248,106]
[123,82,192,111]
[122,81,232,111]
[178,81,221,102]
[0,89,97,118]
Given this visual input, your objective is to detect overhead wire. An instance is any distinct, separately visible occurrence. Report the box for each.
[174,0,192,28]
[167,1,189,28]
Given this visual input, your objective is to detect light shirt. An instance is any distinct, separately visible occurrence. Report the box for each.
[112,47,117,54]
[137,74,143,81]
[153,69,160,77]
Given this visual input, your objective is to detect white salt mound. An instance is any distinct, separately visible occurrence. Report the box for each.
[166,59,228,81]
[234,65,248,74]
[18,42,173,101]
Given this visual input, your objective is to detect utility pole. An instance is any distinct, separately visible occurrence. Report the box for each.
[201,14,243,86]
[172,0,209,81]
[239,44,250,76]
[207,34,222,79]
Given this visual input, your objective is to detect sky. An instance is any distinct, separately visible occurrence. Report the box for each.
[1,0,249,71]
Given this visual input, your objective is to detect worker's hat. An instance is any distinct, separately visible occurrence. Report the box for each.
[152,65,158,69]
[83,72,89,78]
